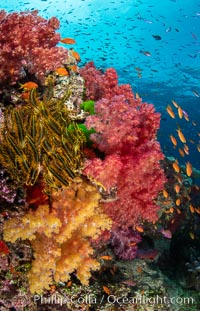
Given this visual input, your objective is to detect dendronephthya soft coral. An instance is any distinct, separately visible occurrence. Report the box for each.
[81,63,166,261]
[0,10,68,84]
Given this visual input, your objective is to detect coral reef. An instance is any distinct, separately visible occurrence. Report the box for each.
[0,10,68,84]
[3,178,112,293]
[1,9,190,308]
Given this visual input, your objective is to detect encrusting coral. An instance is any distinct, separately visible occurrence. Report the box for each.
[3,177,112,293]
[0,75,86,192]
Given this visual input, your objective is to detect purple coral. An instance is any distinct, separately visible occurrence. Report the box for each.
[111,227,142,260]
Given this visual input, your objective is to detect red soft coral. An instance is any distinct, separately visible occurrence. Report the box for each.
[81,63,166,229]
[85,94,160,155]
[83,154,123,191]
[80,61,135,103]
[104,142,165,228]
[0,10,68,84]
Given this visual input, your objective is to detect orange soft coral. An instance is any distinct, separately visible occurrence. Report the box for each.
[3,177,111,293]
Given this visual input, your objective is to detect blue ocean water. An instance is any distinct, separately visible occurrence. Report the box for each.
[1,0,199,171]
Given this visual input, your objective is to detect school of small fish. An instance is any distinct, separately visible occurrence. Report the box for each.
[162,97,200,240]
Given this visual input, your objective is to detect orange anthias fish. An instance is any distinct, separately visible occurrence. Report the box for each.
[103,286,111,295]
[186,162,192,177]
[170,135,177,147]
[60,37,76,44]
[55,67,69,76]
[20,81,38,90]
[166,105,175,119]
[128,242,137,247]
[177,128,186,143]
[183,144,189,155]
[135,225,144,233]
[174,184,180,194]
[175,175,183,184]
[189,204,195,213]
[183,112,189,122]
[100,255,112,261]
[71,49,81,61]
[69,65,79,72]
[172,100,179,108]
[163,189,169,198]
[178,148,185,157]
[178,106,183,119]
[66,281,72,287]
[172,161,180,173]
[165,208,172,214]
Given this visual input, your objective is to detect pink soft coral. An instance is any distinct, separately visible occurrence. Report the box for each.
[0,10,68,84]
[85,94,160,155]
[80,61,135,103]
[81,63,166,230]
[83,155,123,191]
[104,142,165,228]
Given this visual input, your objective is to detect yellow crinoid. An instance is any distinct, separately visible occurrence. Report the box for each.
[0,75,86,192]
